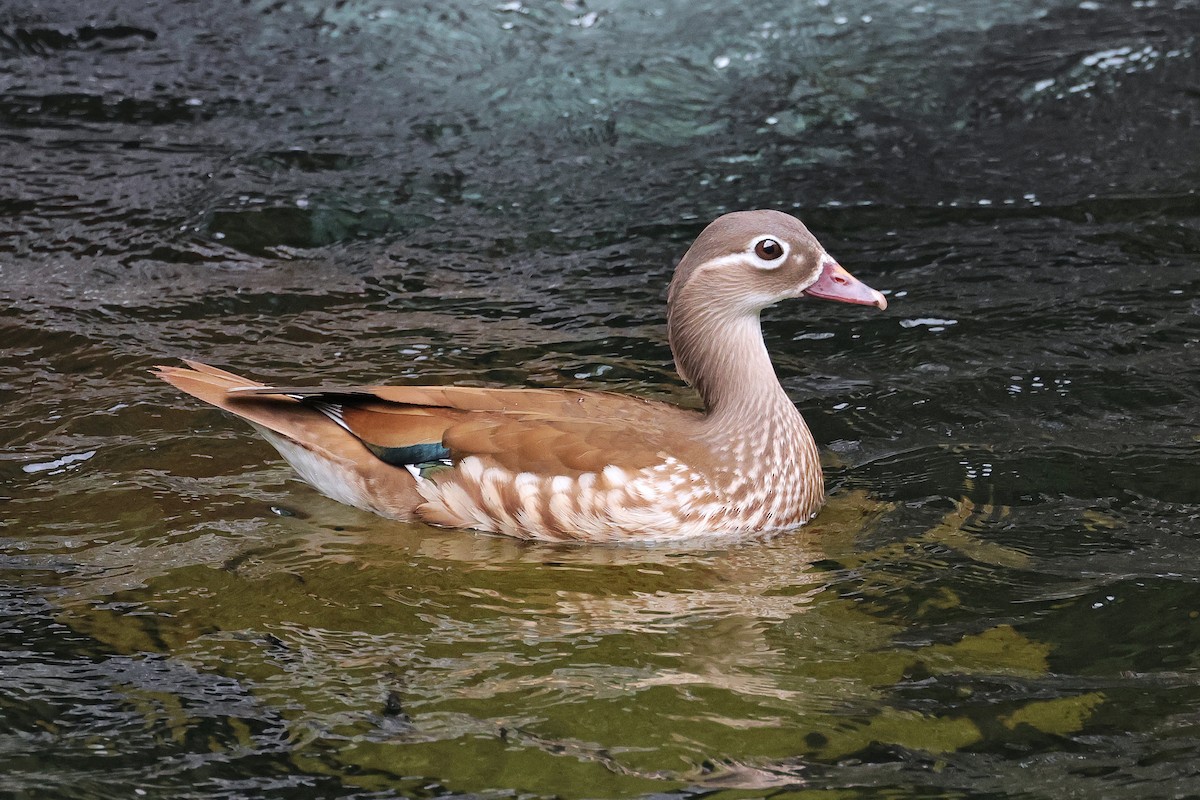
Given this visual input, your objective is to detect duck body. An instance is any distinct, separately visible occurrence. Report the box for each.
[156,210,887,543]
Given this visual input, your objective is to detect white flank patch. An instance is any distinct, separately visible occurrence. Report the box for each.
[548,492,576,530]
[480,468,511,524]
[602,464,627,486]
[514,473,543,528]
[459,456,486,483]
[256,428,369,511]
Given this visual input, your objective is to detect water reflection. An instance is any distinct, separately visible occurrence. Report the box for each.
[22,486,1107,795]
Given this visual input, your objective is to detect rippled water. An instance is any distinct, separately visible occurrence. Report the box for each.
[2,0,1199,797]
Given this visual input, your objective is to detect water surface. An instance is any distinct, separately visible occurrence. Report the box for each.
[2,0,1199,797]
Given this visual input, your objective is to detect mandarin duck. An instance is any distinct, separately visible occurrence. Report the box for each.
[156,210,887,542]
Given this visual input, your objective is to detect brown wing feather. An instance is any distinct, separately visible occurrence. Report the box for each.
[280,384,671,420]
[329,387,699,476]
[338,405,466,449]
[163,361,702,478]
[439,415,690,476]
[234,381,684,421]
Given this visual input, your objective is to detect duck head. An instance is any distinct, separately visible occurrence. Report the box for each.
[666,209,887,398]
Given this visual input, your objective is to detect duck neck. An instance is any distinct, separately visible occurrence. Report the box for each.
[669,299,800,429]
[667,283,824,517]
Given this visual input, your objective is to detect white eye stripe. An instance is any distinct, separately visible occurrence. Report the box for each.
[691,237,792,274]
[693,252,765,272]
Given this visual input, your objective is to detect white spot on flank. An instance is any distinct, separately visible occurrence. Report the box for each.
[481,468,507,503]
[460,456,486,482]
[602,465,627,486]
[514,473,542,515]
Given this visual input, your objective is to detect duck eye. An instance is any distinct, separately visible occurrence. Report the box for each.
[754,238,784,261]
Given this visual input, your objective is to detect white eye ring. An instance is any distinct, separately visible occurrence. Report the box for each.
[750,236,789,269]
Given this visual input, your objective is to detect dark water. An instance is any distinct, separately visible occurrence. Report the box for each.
[2,0,1199,797]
